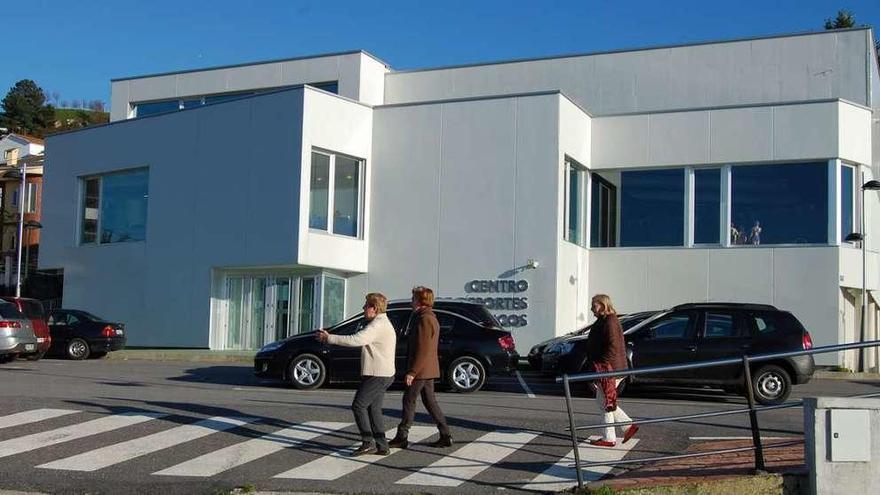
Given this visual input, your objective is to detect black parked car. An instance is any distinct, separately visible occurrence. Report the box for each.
[255,300,519,393]
[47,310,127,360]
[538,303,814,405]
[529,311,658,374]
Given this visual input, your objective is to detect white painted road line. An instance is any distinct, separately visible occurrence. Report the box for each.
[521,439,639,492]
[38,416,256,472]
[397,430,539,487]
[0,412,164,459]
[276,426,436,480]
[515,371,537,398]
[0,409,80,430]
[153,421,351,477]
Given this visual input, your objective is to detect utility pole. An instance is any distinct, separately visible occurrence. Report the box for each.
[14,155,26,298]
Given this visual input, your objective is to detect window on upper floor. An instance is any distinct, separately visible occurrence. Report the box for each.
[841,164,856,243]
[730,163,827,245]
[564,158,588,247]
[619,168,685,247]
[309,150,363,238]
[80,169,149,245]
[694,168,721,245]
[130,81,340,118]
[590,173,617,247]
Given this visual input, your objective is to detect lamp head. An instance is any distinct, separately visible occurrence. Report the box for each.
[845,232,864,243]
[862,180,880,191]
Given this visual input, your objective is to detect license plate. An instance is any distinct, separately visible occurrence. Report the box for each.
[25,344,35,351]
[115,329,124,335]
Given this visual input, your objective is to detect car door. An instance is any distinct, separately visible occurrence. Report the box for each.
[628,310,699,382]
[435,312,458,371]
[328,317,367,381]
[48,311,73,348]
[694,310,752,382]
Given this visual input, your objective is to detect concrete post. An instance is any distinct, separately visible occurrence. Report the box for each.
[804,397,880,494]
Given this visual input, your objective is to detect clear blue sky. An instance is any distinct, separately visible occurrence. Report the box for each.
[4,0,879,110]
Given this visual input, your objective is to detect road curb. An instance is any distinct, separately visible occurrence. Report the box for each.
[106,349,255,363]
[813,370,880,381]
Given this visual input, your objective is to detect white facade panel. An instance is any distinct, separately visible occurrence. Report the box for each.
[772,102,838,161]
[358,53,389,106]
[298,88,373,273]
[385,30,872,115]
[838,102,872,166]
[648,111,710,166]
[709,106,773,163]
[176,69,229,98]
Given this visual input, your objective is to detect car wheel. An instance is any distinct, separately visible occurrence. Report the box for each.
[447,356,487,393]
[751,365,791,405]
[67,338,91,360]
[0,354,16,364]
[287,354,326,390]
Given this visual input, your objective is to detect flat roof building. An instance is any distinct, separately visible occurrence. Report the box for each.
[41,28,880,369]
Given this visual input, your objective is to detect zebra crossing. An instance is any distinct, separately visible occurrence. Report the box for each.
[0,407,640,492]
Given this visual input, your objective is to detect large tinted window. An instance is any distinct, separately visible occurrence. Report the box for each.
[731,163,827,245]
[620,169,685,247]
[322,277,345,327]
[100,169,149,243]
[565,159,588,247]
[309,152,330,230]
[841,165,855,242]
[643,312,694,340]
[694,169,721,244]
[333,155,360,237]
[590,174,617,247]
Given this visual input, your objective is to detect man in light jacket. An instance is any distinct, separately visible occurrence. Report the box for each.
[317,292,396,456]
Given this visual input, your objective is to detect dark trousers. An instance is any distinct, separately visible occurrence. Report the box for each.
[352,376,393,448]
[397,378,450,437]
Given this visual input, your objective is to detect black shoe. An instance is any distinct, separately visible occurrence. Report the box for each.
[350,442,377,457]
[376,446,390,456]
[388,436,409,449]
[428,434,453,448]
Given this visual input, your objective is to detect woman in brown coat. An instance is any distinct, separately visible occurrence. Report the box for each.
[585,294,639,447]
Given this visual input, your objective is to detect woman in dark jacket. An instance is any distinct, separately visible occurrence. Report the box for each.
[585,294,639,447]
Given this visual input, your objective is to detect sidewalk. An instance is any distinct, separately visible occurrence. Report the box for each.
[584,438,806,494]
[106,348,255,363]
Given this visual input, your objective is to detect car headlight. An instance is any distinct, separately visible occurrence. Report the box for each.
[259,341,283,353]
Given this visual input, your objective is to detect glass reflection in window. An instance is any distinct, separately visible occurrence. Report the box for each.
[731,163,827,245]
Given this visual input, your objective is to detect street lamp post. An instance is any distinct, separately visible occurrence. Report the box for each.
[14,161,26,298]
[844,179,880,372]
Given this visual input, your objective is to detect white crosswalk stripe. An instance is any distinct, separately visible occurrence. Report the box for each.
[275,426,437,480]
[396,430,539,487]
[521,438,639,492]
[153,421,351,477]
[37,416,257,472]
[0,412,164,459]
[0,409,80,430]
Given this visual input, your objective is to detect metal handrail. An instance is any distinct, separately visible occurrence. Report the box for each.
[556,339,880,383]
[559,338,880,489]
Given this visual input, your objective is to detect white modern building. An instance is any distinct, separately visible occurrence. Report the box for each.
[41,29,880,368]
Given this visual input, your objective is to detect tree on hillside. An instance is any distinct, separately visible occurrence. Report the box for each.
[0,80,55,137]
[824,10,856,29]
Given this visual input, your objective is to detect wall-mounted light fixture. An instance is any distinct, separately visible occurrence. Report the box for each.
[526,258,540,270]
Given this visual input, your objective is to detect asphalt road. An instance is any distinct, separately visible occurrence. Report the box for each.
[0,358,877,494]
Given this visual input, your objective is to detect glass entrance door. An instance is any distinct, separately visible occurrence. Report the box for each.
[222,276,297,350]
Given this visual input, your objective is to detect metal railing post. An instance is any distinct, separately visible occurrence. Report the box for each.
[563,374,584,489]
[741,355,765,472]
